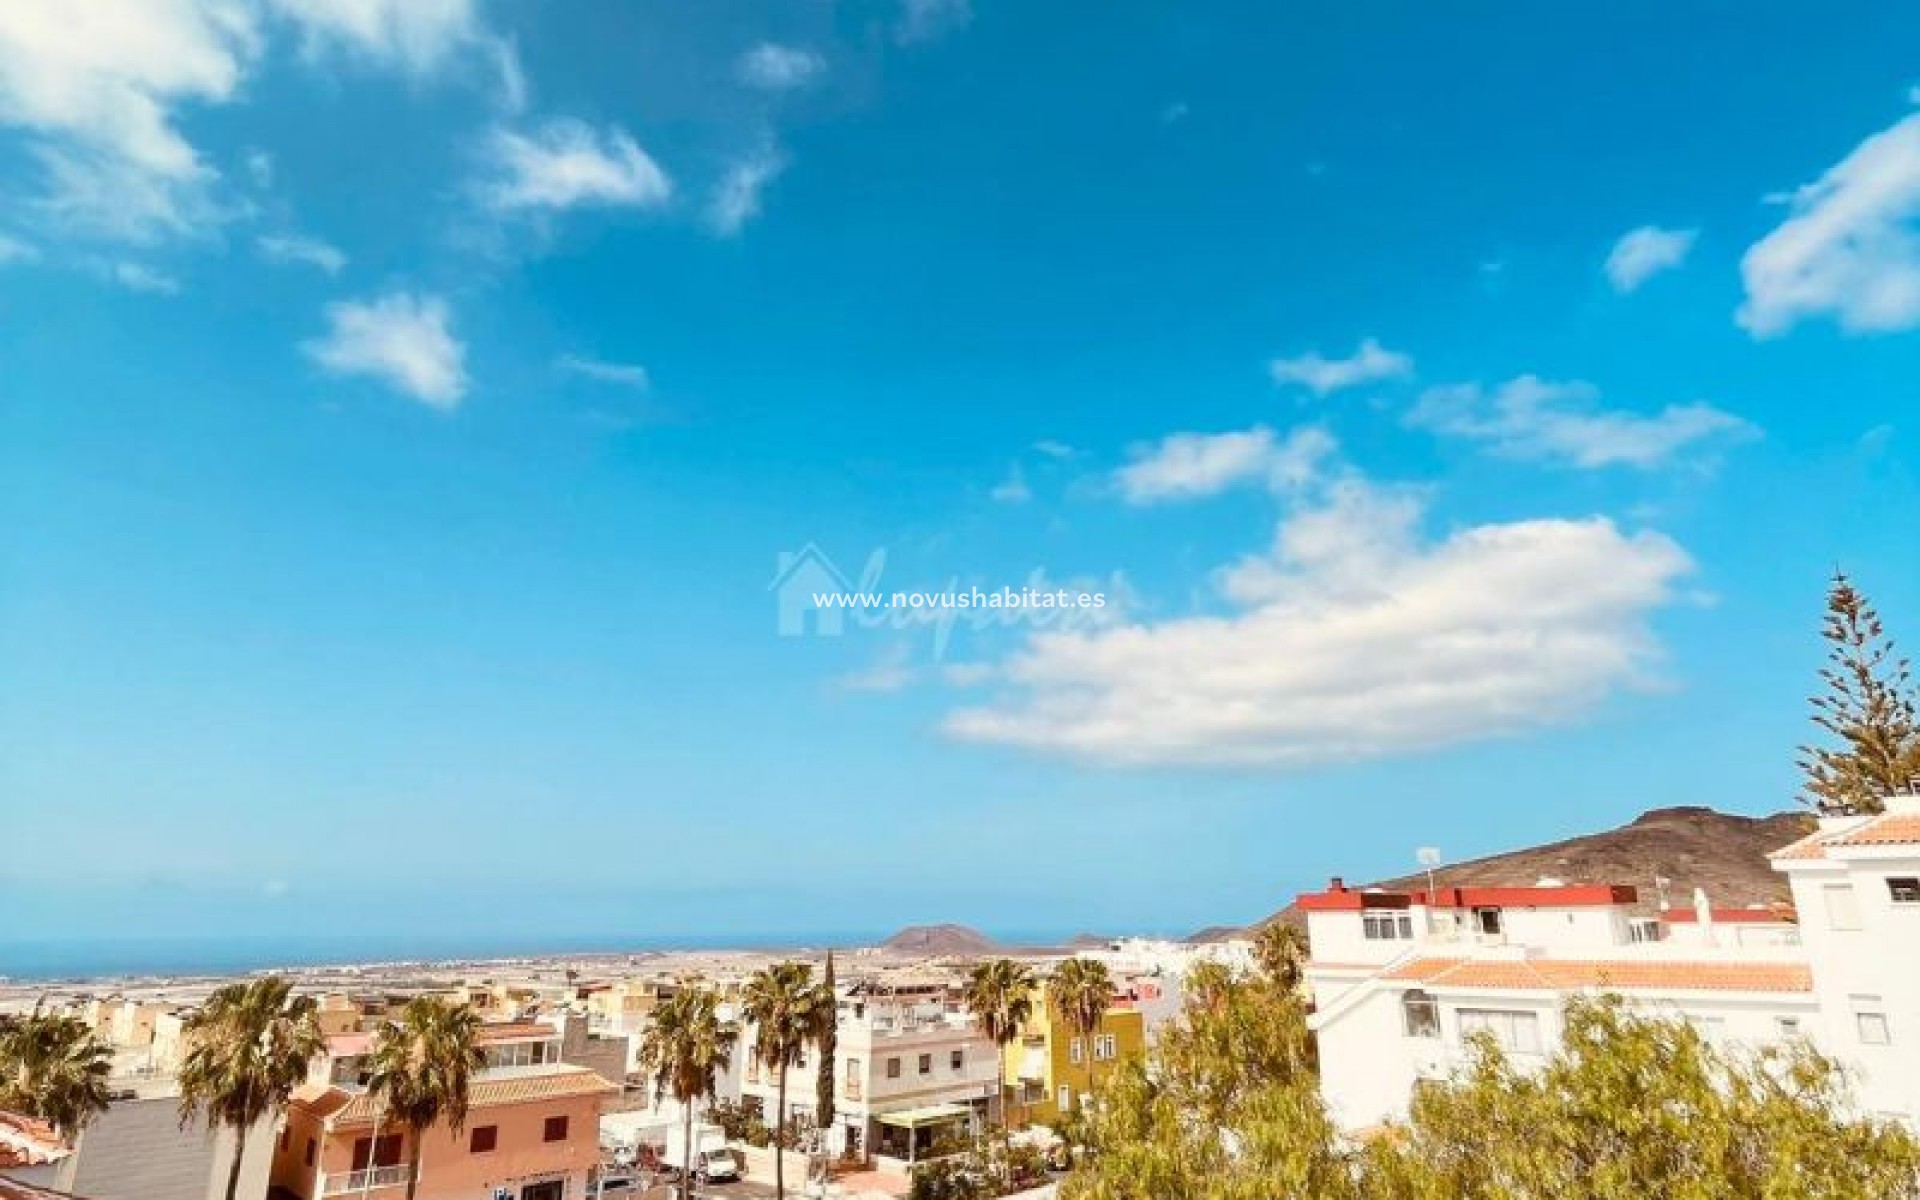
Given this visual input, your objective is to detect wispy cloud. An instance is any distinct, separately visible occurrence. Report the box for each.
[257,232,346,273]
[558,354,649,389]
[1269,338,1413,396]
[1032,439,1078,459]
[1113,426,1335,504]
[0,233,37,264]
[947,464,1694,767]
[706,143,788,237]
[1605,225,1696,292]
[305,290,467,408]
[1739,113,1920,337]
[479,118,672,213]
[735,43,824,91]
[838,644,918,693]
[112,261,181,294]
[267,0,482,74]
[989,464,1032,504]
[895,0,972,44]
[1407,375,1755,469]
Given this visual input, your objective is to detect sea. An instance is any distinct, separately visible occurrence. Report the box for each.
[0,928,1076,985]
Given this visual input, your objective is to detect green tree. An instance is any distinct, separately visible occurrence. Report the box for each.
[960,959,1035,1137]
[1801,572,1920,814]
[741,961,834,1200]
[1065,962,1348,1200]
[815,951,838,1134]
[1364,994,1920,1199]
[0,1008,114,1138]
[364,995,485,1200]
[1048,958,1113,1113]
[639,989,739,1200]
[1250,923,1307,995]
[176,978,325,1200]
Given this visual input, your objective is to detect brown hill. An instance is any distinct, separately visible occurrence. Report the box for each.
[879,924,999,956]
[1201,806,1814,941]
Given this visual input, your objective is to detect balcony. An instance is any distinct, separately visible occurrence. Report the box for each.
[325,1166,412,1194]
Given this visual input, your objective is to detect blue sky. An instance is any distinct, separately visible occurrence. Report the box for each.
[3,1,1919,956]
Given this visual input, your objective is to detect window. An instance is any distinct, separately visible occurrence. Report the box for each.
[1627,918,1663,945]
[1057,1085,1071,1112]
[1474,907,1503,936]
[1854,997,1892,1046]
[1775,1017,1802,1039]
[351,1135,402,1171]
[1823,883,1863,931]
[1363,910,1414,940]
[1889,877,1920,905]
[543,1116,569,1143]
[950,1049,963,1070]
[470,1126,498,1154]
[1094,1034,1117,1061]
[1457,1009,1541,1055]
[918,1054,931,1075]
[886,1056,901,1079]
[303,1138,315,1167]
[1068,1037,1083,1064]
[1401,990,1440,1039]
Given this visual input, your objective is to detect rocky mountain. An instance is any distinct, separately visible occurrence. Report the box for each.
[879,923,1000,956]
[1193,805,1815,942]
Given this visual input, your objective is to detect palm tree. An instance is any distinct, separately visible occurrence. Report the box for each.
[1048,958,1112,1112]
[364,996,485,1200]
[0,1008,114,1137]
[960,958,1034,1148]
[177,978,325,1200]
[740,963,833,1200]
[638,989,738,1200]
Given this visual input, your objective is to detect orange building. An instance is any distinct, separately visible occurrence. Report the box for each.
[269,1023,616,1200]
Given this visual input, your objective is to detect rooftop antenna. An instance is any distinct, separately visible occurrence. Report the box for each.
[1416,846,1442,900]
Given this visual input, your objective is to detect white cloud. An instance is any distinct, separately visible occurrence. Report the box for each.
[257,232,346,273]
[1269,337,1413,396]
[112,261,181,294]
[707,144,788,236]
[1407,375,1755,469]
[896,0,972,44]
[839,645,917,693]
[0,233,37,264]
[736,43,824,91]
[945,473,1694,767]
[267,0,479,73]
[1032,439,1078,459]
[305,290,467,408]
[558,354,649,389]
[479,119,673,213]
[244,148,273,187]
[1739,113,1920,337]
[0,0,260,241]
[989,464,1032,504]
[1605,225,1696,292]
[1113,426,1335,504]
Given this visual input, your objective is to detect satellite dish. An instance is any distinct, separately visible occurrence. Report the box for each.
[1416,847,1442,867]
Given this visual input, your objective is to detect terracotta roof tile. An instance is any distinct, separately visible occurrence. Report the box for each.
[1826,813,1920,848]
[0,1111,70,1169]
[1383,957,1811,993]
[321,1067,617,1127]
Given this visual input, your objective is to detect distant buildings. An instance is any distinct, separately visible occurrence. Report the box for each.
[1304,794,1920,1133]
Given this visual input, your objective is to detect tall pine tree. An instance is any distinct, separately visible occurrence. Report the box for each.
[1800,573,1920,814]
[814,950,837,1133]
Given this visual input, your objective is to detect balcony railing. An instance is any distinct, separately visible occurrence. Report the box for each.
[325,1165,412,1194]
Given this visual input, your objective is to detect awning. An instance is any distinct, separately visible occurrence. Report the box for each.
[875,1103,973,1129]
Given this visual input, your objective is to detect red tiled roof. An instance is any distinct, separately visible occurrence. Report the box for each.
[1298,883,1636,912]
[1382,957,1812,993]
[1771,811,1920,861]
[1663,906,1795,924]
[0,1111,69,1169]
[310,1068,618,1128]
[476,1022,555,1043]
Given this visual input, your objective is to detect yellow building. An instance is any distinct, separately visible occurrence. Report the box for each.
[999,984,1146,1127]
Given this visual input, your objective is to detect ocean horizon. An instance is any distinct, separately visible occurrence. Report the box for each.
[0,927,1088,985]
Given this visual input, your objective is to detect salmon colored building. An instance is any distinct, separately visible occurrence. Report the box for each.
[269,1023,617,1200]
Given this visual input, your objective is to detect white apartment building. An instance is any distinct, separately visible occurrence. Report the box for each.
[740,980,999,1166]
[1305,796,1920,1134]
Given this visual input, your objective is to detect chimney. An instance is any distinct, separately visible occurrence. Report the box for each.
[1329,876,1346,892]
